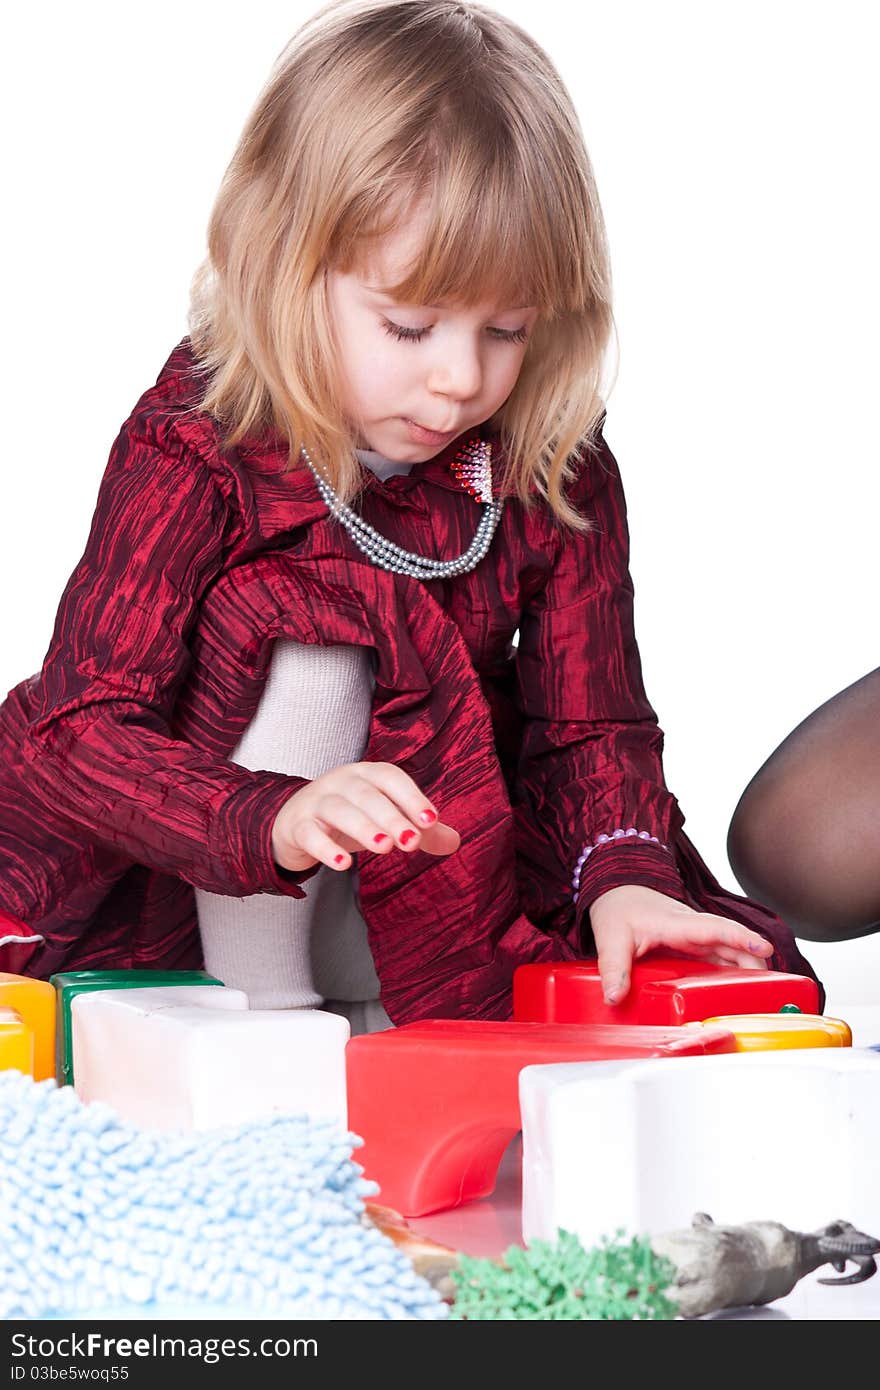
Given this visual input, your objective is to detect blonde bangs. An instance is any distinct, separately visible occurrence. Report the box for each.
[188,0,616,531]
[332,120,585,322]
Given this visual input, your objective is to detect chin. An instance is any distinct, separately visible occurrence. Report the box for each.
[357,439,407,460]
[356,432,415,461]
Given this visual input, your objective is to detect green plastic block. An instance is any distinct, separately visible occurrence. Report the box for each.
[50,969,223,1086]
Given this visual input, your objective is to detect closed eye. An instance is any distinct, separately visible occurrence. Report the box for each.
[381,319,529,345]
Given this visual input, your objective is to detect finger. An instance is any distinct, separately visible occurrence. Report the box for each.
[350,761,446,833]
[288,816,360,871]
[314,788,426,856]
[329,789,428,850]
[594,931,634,1005]
[418,821,461,856]
[658,912,775,962]
[341,776,460,855]
[337,778,458,850]
[697,948,771,972]
[705,917,775,960]
[653,937,773,972]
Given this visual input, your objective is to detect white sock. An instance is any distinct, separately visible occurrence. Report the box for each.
[194,640,385,1016]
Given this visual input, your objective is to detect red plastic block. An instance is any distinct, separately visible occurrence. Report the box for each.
[345,1018,736,1216]
[513,956,819,1026]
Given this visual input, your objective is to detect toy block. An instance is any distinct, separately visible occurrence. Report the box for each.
[699,1012,852,1050]
[50,969,223,1086]
[519,1048,880,1249]
[72,988,349,1130]
[0,1005,34,1075]
[0,974,55,1081]
[345,1018,737,1217]
[513,956,819,1026]
[71,985,248,1120]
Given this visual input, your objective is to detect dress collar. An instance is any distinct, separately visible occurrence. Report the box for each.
[233,416,504,504]
[358,424,503,500]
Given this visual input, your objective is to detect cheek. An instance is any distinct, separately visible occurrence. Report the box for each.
[490,352,528,399]
[350,339,407,400]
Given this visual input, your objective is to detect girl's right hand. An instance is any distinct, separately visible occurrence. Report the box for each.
[271,760,461,873]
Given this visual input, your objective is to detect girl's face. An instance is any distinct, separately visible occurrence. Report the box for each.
[325,205,539,458]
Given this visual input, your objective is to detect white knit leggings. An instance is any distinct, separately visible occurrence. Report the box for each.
[194,641,392,1034]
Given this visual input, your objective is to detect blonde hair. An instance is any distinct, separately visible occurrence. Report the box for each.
[188,0,617,532]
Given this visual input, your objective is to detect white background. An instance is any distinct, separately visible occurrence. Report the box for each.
[1,1,877,1005]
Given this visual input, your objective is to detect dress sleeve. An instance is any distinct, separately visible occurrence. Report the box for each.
[512,419,689,941]
[19,411,319,900]
[512,420,825,993]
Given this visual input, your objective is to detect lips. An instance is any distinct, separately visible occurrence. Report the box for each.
[403,417,459,445]
[412,420,457,434]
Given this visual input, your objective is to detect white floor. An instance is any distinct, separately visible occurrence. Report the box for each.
[801,932,880,1012]
[410,932,880,1320]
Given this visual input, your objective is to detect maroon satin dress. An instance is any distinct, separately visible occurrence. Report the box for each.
[0,339,822,1019]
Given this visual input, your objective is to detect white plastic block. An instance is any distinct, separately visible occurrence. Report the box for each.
[520,1048,880,1248]
[72,986,349,1131]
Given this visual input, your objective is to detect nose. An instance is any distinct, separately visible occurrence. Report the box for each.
[425,333,483,403]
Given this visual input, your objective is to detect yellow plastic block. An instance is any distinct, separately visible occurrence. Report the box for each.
[0,1005,35,1075]
[0,973,56,1081]
[699,1013,852,1052]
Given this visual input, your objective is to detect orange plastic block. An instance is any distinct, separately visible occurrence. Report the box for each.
[345,1018,737,1217]
[0,973,56,1081]
[699,1013,852,1051]
[513,956,819,1026]
[0,1005,34,1075]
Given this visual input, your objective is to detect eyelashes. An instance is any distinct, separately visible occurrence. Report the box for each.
[381,319,529,345]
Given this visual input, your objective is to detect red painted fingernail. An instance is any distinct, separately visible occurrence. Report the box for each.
[400,829,417,845]
[373,833,389,844]
[418,809,437,825]
[334,854,346,865]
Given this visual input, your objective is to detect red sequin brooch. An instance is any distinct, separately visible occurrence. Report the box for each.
[449,438,493,504]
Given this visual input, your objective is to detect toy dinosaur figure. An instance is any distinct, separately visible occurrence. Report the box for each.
[364,1203,463,1299]
[364,1203,880,1318]
[651,1213,879,1318]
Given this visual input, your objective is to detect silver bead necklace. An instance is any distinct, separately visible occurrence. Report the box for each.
[299,438,505,581]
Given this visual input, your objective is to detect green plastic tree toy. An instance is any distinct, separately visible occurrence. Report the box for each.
[448,1228,678,1320]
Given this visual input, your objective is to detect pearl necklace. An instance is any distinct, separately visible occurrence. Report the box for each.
[300,436,505,581]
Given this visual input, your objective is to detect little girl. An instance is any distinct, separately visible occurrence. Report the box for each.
[0,0,821,1027]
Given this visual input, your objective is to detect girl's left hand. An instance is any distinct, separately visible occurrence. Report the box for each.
[589,884,775,1004]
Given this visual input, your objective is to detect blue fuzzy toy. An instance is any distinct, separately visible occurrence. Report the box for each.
[0,1071,447,1320]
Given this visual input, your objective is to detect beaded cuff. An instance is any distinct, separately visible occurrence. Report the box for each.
[570,828,670,904]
